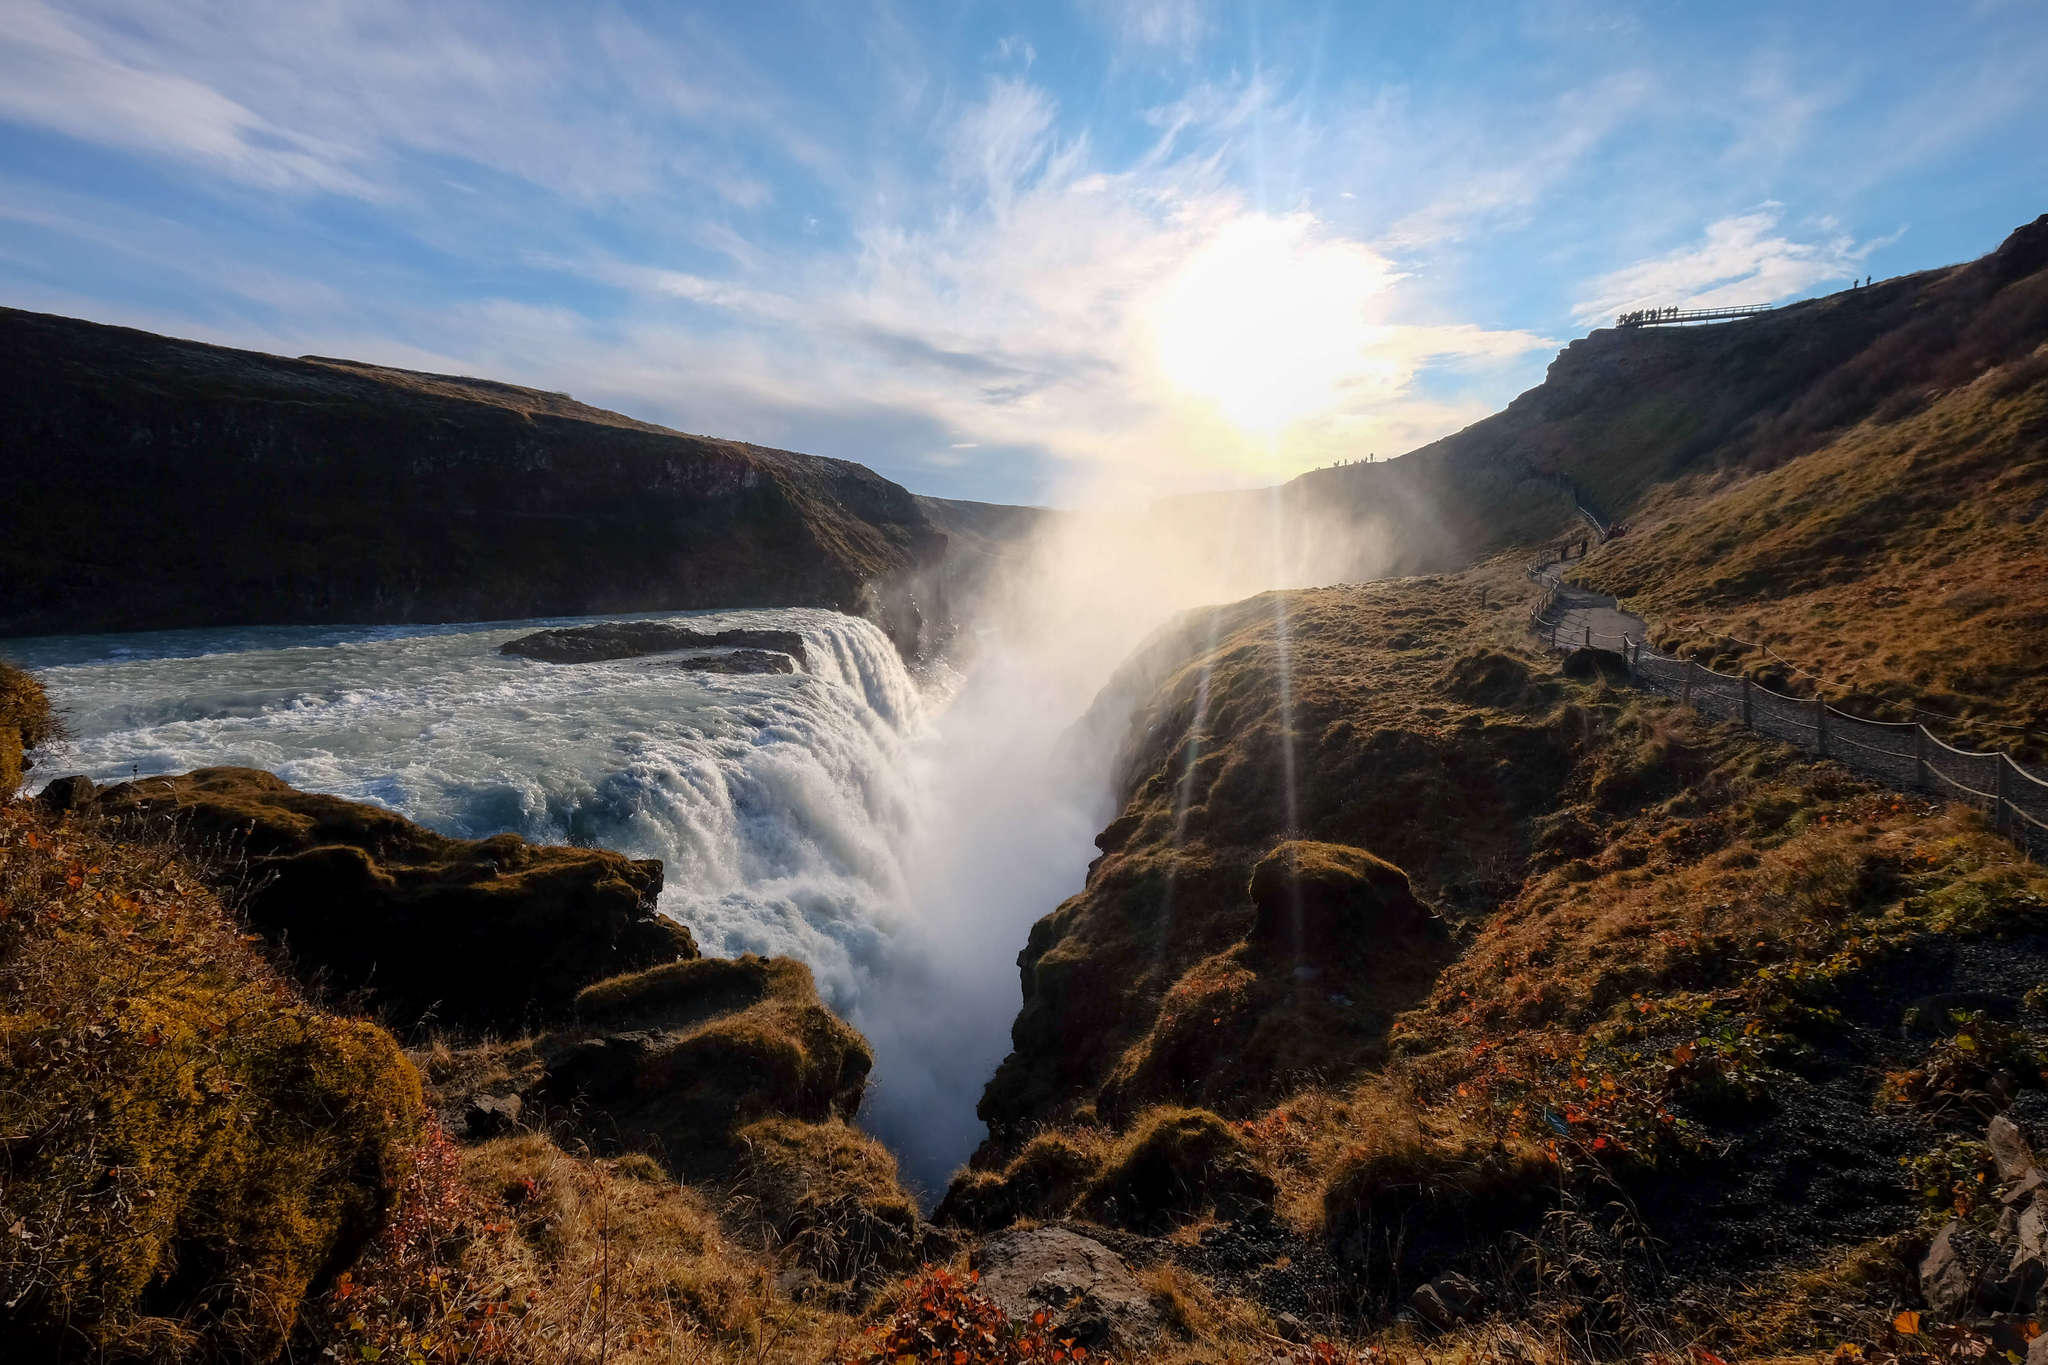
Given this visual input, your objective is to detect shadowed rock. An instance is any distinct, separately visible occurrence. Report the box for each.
[662,649,798,675]
[501,621,809,667]
[69,766,695,1032]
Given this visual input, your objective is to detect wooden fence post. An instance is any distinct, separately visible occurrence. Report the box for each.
[1815,698,1829,756]
[1914,726,1928,789]
[1584,624,1592,648]
[1741,677,1752,727]
[1997,759,2013,835]
[1682,659,1695,707]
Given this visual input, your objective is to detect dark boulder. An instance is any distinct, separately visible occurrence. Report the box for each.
[37,774,98,813]
[500,621,809,667]
[464,1092,523,1139]
[77,767,694,1032]
[1561,646,1631,683]
[1083,1108,1276,1233]
[662,648,798,675]
[1246,839,1445,958]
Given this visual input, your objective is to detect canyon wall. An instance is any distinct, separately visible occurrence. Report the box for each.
[0,308,946,649]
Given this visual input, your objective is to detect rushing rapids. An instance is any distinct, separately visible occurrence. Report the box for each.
[16,608,923,1015]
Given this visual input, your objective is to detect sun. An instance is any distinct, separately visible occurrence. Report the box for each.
[1147,214,1398,438]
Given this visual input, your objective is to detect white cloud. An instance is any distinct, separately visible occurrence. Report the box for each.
[1094,0,1211,53]
[512,77,1551,498]
[1570,205,1873,325]
[0,0,373,194]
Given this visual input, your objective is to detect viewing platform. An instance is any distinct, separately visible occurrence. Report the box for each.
[1616,302,1777,327]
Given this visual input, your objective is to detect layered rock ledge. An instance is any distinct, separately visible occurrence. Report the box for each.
[45,766,696,1031]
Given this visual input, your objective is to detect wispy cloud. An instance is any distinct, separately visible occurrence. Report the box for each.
[0,1,373,195]
[1092,0,1212,54]
[1570,205,1873,325]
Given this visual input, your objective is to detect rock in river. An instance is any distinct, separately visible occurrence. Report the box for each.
[499,621,809,667]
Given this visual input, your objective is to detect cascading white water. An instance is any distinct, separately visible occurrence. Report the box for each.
[14,607,926,1023]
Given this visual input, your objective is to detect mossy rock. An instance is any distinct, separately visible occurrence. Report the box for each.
[0,799,424,1361]
[0,660,57,794]
[1084,1108,1275,1233]
[1561,646,1631,683]
[1247,840,1443,957]
[936,1131,1103,1232]
[1321,1128,1551,1294]
[1438,647,1543,707]
[79,767,695,1032]
[539,955,872,1171]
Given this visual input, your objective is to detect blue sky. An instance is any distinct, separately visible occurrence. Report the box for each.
[2,1,2044,505]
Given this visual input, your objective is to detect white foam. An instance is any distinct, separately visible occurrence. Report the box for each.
[23,608,924,1013]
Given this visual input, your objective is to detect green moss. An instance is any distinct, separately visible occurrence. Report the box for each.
[0,802,423,1362]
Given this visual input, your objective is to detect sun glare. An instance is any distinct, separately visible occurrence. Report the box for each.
[1147,214,1396,439]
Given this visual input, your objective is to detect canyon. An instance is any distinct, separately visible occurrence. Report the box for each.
[3,214,2048,1362]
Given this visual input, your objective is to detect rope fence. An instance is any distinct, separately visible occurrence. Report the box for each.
[1526,588,2048,857]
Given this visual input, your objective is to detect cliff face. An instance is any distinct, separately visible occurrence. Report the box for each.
[0,308,946,645]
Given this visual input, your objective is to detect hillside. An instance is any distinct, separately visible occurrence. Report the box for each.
[954,563,2048,1353]
[0,308,945,652]
[1147,215,2048,604]
[940,217,2048,1353]
[1571,297,2048,752]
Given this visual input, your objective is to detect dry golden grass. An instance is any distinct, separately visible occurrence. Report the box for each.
[0,658,60,793]
[300,1129,868,1365]
[0,799,422,1361]
[1579,348,2048,755]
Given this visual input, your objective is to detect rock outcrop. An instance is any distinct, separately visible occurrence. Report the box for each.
[667,649,799,675]
[0,307,945,653]
[54,767,695,1031]
[536,955,871,1168]
[500,621,809,667]
[971,1226,1165,1355]
[1245,839,1446,957]
[1919,1116,2048,1319]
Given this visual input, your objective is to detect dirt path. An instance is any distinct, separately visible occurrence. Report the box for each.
[1533,575,1646,652]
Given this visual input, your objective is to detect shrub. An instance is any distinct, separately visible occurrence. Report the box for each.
[0,660,58,794]
[829,1267,1100,1365]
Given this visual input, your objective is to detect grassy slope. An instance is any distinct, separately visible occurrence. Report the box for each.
[958,562,2048,1355]
[1578,341,2048,751]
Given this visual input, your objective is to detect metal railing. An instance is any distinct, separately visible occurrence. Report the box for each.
[1525,591,2048,855]
[1616,303,1777,328]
